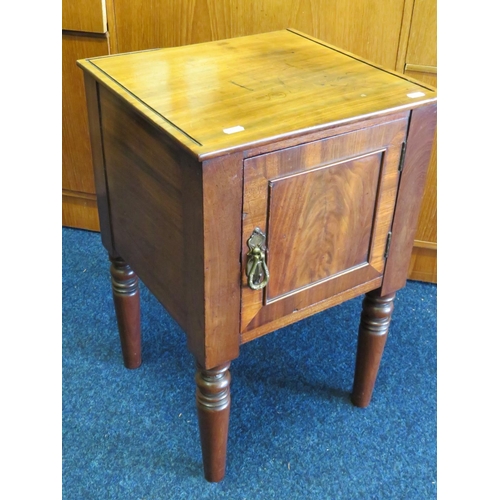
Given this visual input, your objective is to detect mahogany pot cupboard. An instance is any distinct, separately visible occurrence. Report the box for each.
[78,30,437,481]
[63,0,437,283]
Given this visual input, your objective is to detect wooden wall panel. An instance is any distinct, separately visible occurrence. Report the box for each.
[62,0,107,33]
[406,71,436,248]
[405,0,436,67]
[63,33,109,195]
[402,0,437,283]
[113,0,407,69]
[413,130,437,243]
[407,247,436,283]
[404,71,436,88]
[62,192,100,231]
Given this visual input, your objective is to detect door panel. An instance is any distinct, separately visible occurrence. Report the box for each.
[241,118,408,333]
[266,151,382,301]
[62,32,109,230]
[63,33,109,194]
[62,0,107,33]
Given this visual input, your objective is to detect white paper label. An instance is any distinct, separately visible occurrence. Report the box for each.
[223,125,245,134]
[407,91,426,98]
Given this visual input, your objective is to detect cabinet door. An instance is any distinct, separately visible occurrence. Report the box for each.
[241,118,408,338]
[62,33,110,230]
[62,0,107,33]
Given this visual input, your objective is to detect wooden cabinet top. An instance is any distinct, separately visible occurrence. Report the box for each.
[78,29,436,160]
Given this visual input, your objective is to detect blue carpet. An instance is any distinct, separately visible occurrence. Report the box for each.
[62,227,436,499]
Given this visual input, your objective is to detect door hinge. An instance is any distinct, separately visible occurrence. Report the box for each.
[384,231,392,259]
[398,142,407,172]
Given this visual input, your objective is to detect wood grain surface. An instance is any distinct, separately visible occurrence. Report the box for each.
[381,103,437,295]
[407,247,437,283]
[405,0,437,68]
[62,192,100,231]
[266,152,382,300]
[63,33,109,194]
[62,0,107,33]
[241,116,408,337]
[78,30,436,159]
[111,0,407,70]
[97,85,243,368]
[99,86,190,329]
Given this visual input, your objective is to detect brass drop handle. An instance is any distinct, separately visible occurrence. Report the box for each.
[246,228,270,290]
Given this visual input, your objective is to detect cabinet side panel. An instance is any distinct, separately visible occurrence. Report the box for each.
[83,75,114,252]
[99,86,194,329]
[181,157,206,364]
[200,154,243,369]
[381,102,437,295]
[179,154,243,369]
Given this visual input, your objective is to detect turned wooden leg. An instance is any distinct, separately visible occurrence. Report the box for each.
[195,362,231,482]
[109,256,142,369]
[351,288,396,408]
